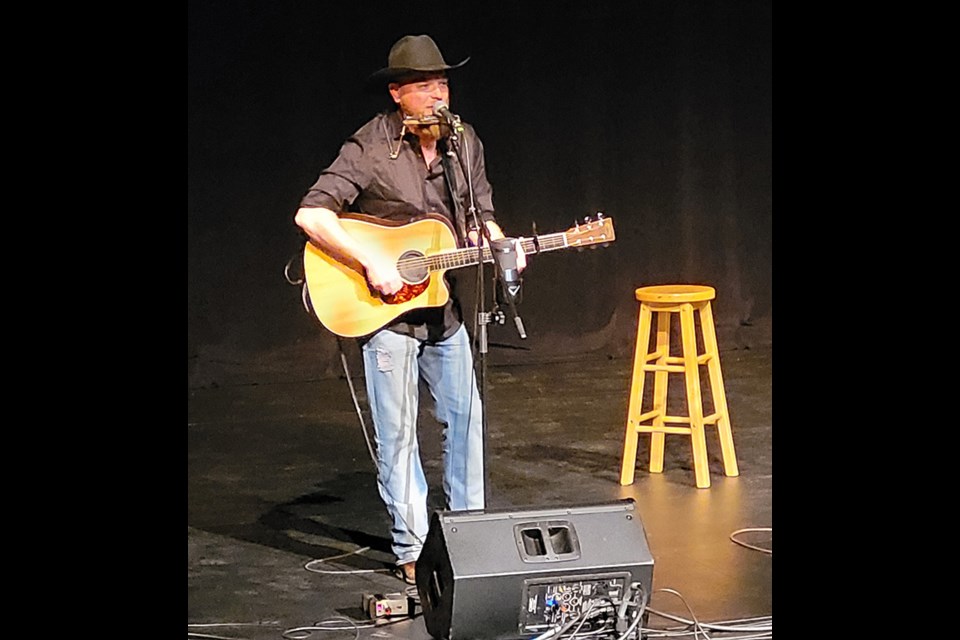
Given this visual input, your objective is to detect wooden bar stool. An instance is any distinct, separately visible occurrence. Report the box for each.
[620,284,739,489]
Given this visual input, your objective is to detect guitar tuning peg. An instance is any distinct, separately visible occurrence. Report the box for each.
[596,212,604,220]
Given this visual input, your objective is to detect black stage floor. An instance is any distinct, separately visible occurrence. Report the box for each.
[187,343,772,639]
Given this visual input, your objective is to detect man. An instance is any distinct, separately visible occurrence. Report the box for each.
[294,34,525,585]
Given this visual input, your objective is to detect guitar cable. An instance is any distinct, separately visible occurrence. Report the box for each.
[336,338,378,467]
[334,337,427,548]
[283,250,304,287]
[283,248,377,465]
[298,281,427,550]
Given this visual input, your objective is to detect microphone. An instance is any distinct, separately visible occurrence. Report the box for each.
[490,237,526,339]
[433,101,464,132]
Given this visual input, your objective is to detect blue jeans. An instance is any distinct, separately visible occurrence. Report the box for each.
[361,323,485,565]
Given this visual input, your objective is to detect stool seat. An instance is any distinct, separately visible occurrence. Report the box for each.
[634,284,716,303]
[620,284,739,489]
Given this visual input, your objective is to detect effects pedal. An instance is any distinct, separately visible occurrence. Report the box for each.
[362,592,415,619]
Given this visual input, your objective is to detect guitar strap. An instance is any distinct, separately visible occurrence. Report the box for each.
[439,139,469,246]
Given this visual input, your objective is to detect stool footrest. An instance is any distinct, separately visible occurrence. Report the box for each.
[641,353,713,369]
[633,409,667,423]
[632,411,723,426]
[641,350,666,363]
[642,363,686,373]
[635,424,694,435]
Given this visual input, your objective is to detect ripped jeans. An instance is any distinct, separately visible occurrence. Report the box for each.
[361,323,485,565]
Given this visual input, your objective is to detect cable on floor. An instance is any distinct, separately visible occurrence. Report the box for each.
[282,615,368,639]
[650,588,709,640]
[729,527,772,555]
[187,621,281,640]
[281,611,422,639]
[646,587,773,636]
[188,622,279,627]
[303,545,391,576]
[645,612,773,635]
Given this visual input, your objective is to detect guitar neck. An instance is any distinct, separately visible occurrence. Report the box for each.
[421,232,572,272]
[390,215,613,277]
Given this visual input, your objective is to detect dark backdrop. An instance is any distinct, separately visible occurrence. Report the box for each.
[187,0,772,383]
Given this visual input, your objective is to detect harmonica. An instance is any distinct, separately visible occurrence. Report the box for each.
[402,115,442,127]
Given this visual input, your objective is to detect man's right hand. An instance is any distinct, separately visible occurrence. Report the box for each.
[294,206,405,296]
[364,256,404,296]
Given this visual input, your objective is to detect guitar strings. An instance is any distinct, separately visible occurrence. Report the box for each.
[394,235,569,270]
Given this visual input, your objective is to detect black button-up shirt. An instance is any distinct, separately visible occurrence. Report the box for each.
[300,109,498,341]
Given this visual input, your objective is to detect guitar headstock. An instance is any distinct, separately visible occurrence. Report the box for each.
[565,213,615,248]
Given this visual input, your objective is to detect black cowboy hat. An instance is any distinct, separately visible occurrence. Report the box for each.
[368,34,470,85]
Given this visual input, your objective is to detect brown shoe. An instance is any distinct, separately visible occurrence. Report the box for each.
[394,562,416,585]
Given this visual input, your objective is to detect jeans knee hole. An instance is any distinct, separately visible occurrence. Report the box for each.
[375,348,393,372]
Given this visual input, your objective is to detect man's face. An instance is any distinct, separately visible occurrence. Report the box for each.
[389,73,450,119]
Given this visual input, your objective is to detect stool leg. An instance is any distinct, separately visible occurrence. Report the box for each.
[620,303,653,485]
[681,302,711,489]
[648,310,671,473]
[700,300,739,477]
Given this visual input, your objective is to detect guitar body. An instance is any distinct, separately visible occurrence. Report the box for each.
[303,213,459,338]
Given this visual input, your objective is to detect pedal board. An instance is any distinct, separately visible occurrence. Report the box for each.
[363,592,417,619]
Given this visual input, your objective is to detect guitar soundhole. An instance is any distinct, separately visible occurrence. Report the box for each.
[382,250,429,305]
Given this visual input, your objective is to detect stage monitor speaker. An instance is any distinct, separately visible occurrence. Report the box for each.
[415,498,654,640]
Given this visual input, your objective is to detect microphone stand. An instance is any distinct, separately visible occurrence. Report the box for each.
[444,115,498,507]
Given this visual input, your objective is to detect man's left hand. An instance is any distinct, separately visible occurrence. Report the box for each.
[468,222,527,272]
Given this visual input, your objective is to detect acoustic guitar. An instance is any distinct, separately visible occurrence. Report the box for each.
[303,212,615,337]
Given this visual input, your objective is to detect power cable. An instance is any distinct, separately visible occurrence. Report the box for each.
[647,588,706,640]
[613,582,648,640]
